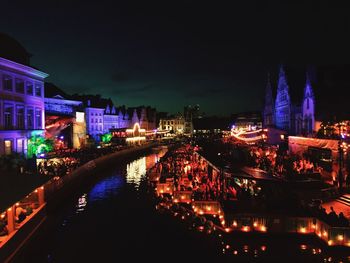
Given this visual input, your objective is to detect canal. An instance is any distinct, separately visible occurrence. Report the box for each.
[11,150,350,262]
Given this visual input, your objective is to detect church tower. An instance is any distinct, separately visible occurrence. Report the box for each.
[263,73,275,127]
[275,65,291,131]
[302,74,315,135]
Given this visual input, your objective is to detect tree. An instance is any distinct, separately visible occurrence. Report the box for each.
[27,135,54,158]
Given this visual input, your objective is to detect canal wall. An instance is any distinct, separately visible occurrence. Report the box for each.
[0,142,160,262]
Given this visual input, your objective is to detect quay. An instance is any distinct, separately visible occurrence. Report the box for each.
[0,142,163,262]
[147,144,350,248]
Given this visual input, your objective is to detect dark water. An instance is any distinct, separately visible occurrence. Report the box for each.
[12,151,350,263]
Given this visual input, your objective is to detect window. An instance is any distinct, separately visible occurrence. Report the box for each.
[16,106,25,129]
[17,139,24,154]
[99,119,102,123]
[15,79,25,93]
[4,140,12,155]
[91,118,94,123]
[27,108,34,129]
[26,82,33,95]
[35,84,42,97]
[35,109,42,129]
[91,125,94,131]
[3,75,13,91]
[4,105,13,129]
[307,98,309,110]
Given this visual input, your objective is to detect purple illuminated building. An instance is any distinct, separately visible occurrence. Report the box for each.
[263,65,315,136]
[0,33,48,155]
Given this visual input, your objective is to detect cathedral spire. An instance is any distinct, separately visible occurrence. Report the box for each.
[277,64,288,91]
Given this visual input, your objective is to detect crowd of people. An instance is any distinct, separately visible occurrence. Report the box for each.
[247,146,324,178]
[155,145,228,202]
[36,144,130,178]
[310,204,349,227]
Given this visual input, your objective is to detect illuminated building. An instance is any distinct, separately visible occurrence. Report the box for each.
[263,65,315,136]
[0,33,48,156]
[44,83,86,149]
[159,114,185,134]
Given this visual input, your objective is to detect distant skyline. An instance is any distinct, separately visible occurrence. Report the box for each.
[1,1,350,115]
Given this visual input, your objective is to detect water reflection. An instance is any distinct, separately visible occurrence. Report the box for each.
[76,193,87,214]
[126,149,167,189]
[89,176,124,201]
[126,157,147,189]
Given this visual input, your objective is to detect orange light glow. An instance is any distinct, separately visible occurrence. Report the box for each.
[233,221,237,227]
[299,227,307,233]
[328,240,333,246]
[242,226,250,232]
[253,222,258,227]
[337,235,344,241]
[261,245,266,251]
[225,228,231,233]
[260,226,267,232]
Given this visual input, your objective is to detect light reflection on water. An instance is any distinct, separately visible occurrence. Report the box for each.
[126,157,147,189]
[88,176,124,202]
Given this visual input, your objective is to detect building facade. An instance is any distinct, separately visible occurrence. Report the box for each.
[263,66,315,136]
[0,57,48,155]
[159,115,185,134]
[44,93,86,149]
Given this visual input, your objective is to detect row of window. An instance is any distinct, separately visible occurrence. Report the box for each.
[162,120,184,125]
[91,125,102,131]
[91,118,102,123]
[1,105,42,130]
[2,138,26,155]
[90,112,102,116]
[1,74,43,96]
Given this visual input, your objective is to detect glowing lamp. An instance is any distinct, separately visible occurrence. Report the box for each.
[233,221,237,227]
[299,227,307,233]
[225,228,230,233]
[300,244,307,250]
[261,245,266,251]
[233,250,238,255]
[260,226,267,232]
[328,240,333,246]
[323,231,328,237]
[242,226,250,232]
[253,222,258,227]
[337,235,344,241]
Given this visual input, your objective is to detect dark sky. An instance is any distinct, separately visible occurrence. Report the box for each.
[1,0,350,115]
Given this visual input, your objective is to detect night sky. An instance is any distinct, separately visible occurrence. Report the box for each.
[1,1,350,116]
